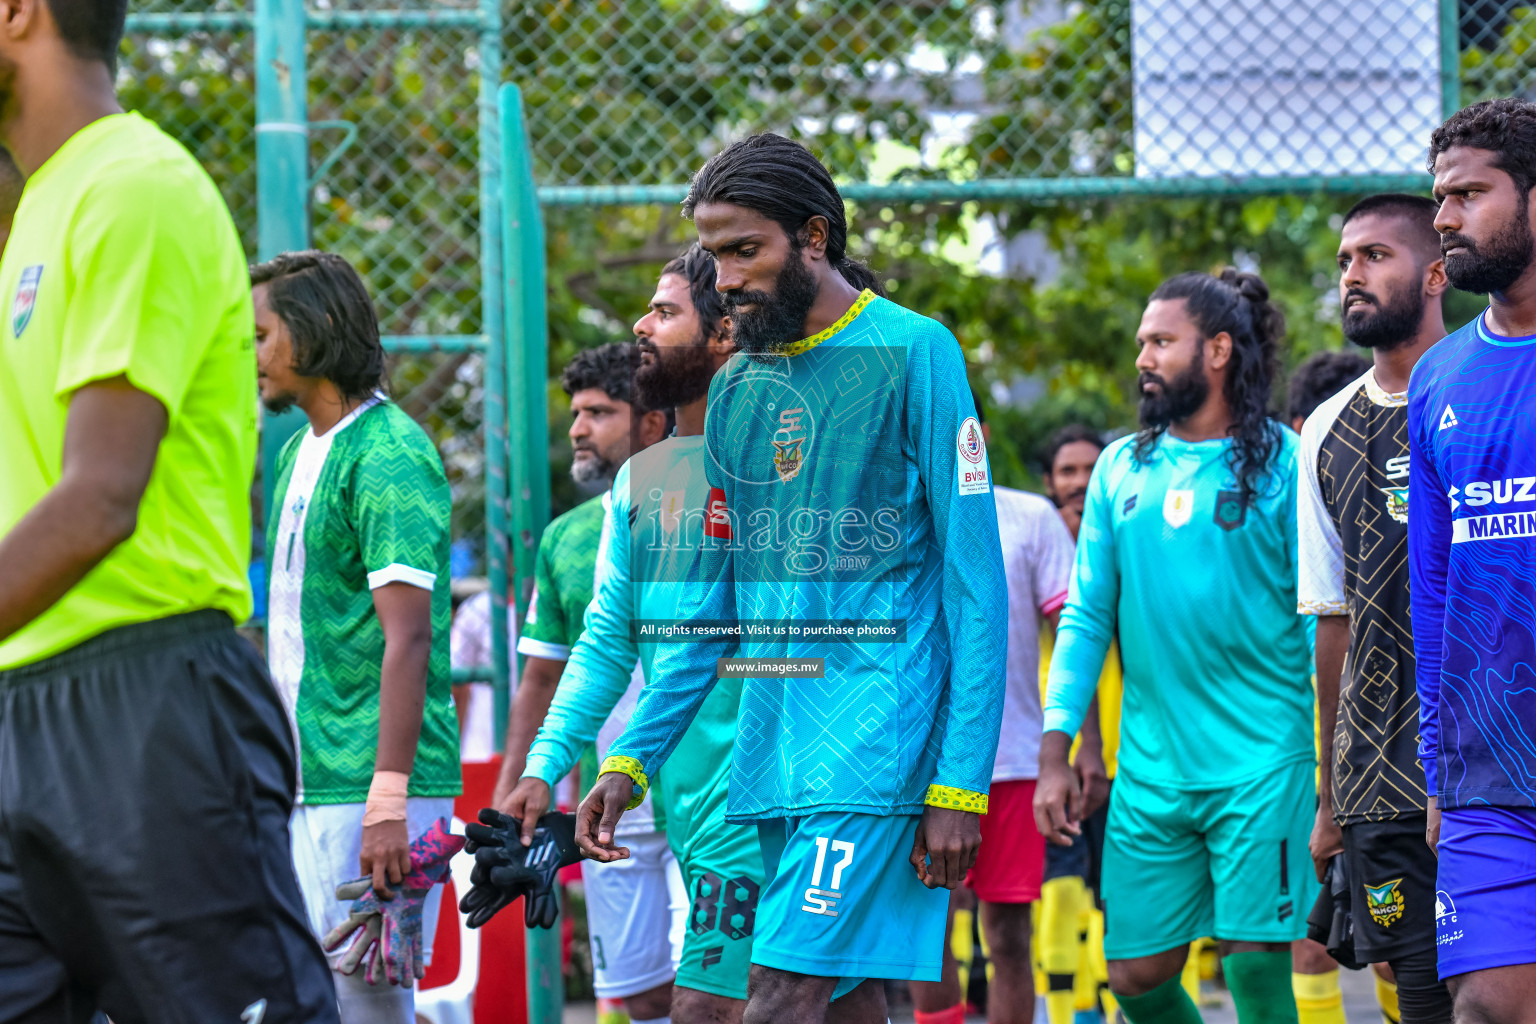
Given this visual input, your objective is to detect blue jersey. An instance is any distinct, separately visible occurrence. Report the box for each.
[1408,312,1536,809]
[522,435,744,845]
[1043,430,1314,788]
[606,291,1008,821]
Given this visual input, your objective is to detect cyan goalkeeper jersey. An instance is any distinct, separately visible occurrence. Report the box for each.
[1043,429,1315,789]
[1408,312,1536,809]
[605,290,1008,821]
[522,434,744,846]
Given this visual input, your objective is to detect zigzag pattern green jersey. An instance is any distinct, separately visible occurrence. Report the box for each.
[267,400,460,804]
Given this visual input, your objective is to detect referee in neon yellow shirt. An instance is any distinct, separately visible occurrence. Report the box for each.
[0,0,338,1017]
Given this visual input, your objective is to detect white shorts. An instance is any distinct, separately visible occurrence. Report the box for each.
[583,829,686,999]
[290,798,457,969]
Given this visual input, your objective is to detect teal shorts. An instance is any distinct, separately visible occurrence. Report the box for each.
[1100,759,1319,959]
[752,812,949,1000]
[673,817,764,1000]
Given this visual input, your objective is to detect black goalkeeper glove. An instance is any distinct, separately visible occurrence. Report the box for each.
[457,807,580,929]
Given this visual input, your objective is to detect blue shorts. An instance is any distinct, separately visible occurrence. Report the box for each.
[752,812,949,999]
[1435,806,1536,979]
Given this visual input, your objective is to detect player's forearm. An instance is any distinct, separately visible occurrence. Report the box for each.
[523,639,638,785]
[0,479,140,642]
[1314,614,1349,818]
[1042,613,1108,740]
[498,656,564,784]
[0,382,166,643]
[375,626,430,775]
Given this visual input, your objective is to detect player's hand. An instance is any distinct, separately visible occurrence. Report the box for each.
[1034,731,1083,847]
[360,819,411,898]
[1073,743,1110,819]
[909,806,981,890]
[498,777,553,847]
[1426,795,1440,854]
[1309,808,1344,881]
[575,772,634,863]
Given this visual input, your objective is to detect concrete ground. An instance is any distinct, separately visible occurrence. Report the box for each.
[561,964,1385,1022]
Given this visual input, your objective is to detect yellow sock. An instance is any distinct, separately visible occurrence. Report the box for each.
[596,998,629,1024]
[1293,969,1346,1024]
[1036,877,1086,1024]
[1181,942,1201,1005]
[951,906,975,997]
[1376,973,1400,1024]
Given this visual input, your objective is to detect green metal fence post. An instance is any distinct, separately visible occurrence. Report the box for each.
[500,80,558,1024]
[477,0,511,748]
[1440,0,1461,120]
[254,0,310,513]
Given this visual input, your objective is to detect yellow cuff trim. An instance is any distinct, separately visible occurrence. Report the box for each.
[782,289,875,356]
[925,784,988,813]
[600,755,649,810]
[1298,599,1348,616]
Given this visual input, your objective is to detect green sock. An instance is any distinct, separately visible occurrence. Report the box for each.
[1115,973,1204,1024]
[1223,951,1299,1024]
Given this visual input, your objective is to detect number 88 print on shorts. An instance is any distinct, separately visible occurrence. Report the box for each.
[675,853,766,999]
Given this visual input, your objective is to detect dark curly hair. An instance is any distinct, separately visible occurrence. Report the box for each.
[1286,350,1370,426]
[661,243,728,343]
[683,133,884,297]
[1428,98,1536,195]
[1136,268,1285,502]
[250,250,385,403]
[562,341,655,408]
[45,0,127,68]
[1040,424,1106,475]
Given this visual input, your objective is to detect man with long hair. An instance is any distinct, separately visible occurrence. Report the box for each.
[502,245,762,1024]
[256,250,463,1020]
[1037,270,1317,1024]
[1409,97,1536,1021]
[577,133,1007,1024]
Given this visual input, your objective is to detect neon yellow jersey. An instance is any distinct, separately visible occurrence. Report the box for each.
[1040,627,1122,779]
[0,113,256,668]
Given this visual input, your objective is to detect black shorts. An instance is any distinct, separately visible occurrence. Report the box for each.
[1043,779,1111,894]
[1342,815,1438,963]
[0,611,338,1024]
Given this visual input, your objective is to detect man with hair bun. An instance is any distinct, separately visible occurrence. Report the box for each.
[1038,269,1317,1024]
[578,133,1008,1024]
[1410,96,1536,1021]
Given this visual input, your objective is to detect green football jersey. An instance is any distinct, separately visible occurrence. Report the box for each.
[518,493,623,808]
[267,398,461,804]
[519,495,607,660]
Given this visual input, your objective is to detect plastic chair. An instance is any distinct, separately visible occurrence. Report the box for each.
[415,821,480,1024]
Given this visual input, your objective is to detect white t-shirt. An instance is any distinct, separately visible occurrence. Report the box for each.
[448,589,514,763]
[991,486,1076,782]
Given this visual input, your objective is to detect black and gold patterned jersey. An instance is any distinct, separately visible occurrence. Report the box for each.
[1297,368,1424,824]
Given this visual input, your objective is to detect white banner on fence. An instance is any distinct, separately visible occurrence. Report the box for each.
[1132,0,1442,178]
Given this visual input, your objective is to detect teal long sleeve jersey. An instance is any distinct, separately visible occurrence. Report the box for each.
[522,434,745,846]
[1042,430,1315,788]
[604,291,1009,820]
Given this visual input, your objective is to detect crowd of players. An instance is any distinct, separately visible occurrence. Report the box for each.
[6,2,1536,1023]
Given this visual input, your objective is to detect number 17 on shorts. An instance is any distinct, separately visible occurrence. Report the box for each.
[802,837,856,916]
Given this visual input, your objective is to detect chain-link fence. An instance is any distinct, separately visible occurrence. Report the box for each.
[118,0,1532,591]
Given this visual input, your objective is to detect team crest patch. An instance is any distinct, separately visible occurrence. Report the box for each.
[1214,489,1248,531]
[1162,489,1194,528]
[956,416,990,495]
[772,406,807,483]
[11,265,42,338]
[1365,878,1405,927]
[1379,486,1408,524]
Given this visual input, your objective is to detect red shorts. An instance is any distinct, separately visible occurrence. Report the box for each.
[965,779,1046,903]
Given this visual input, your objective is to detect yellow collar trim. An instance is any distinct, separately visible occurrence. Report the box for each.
[781,289,876,357]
